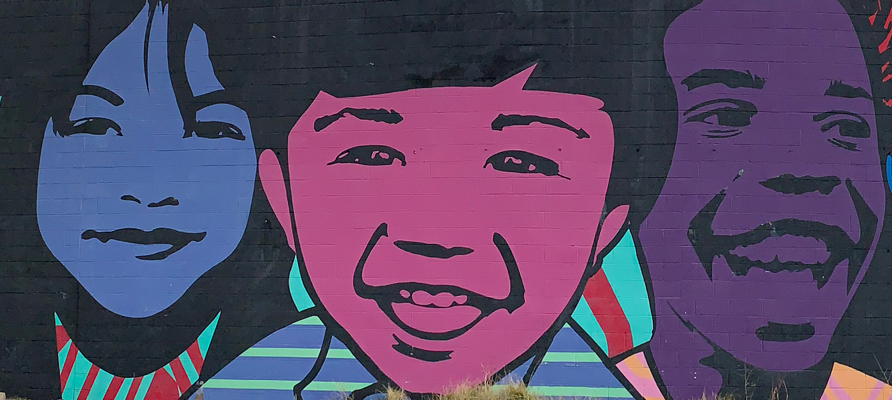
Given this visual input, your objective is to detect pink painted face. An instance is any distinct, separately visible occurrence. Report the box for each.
[261,68,622,393]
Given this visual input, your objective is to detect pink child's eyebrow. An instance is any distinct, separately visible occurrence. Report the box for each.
[314,107,404,132]
[491,113,590,139]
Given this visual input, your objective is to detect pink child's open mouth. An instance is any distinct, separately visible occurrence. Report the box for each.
[353,223,526,342]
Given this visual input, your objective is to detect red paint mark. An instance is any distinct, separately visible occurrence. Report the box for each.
[168,357,192,394]
[185,342,204,372]
[124,377,142,400]
[102,377,125,400]
[884,74,892,83]
[884,98,892,107]
[55,325,70,352]
[144,370,179,400]
[583,270,632,358]
[76,365,100,400]
[59,341,78,391]
[884,62,890,73]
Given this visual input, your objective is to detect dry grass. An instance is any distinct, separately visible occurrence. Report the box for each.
[382,382,543,400]
[692,394,739,400]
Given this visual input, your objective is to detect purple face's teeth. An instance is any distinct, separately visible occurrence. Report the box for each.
[406,290,468,308]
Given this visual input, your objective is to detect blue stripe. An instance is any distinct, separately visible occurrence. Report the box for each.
[527,362,624,388]
[250,324,327,349]
[312,358,376,384]
[213,357,321,381]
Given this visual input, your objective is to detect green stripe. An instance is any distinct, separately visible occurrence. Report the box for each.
[241,347,598,363]
[526,385,633,398]
[293,316,324,326]
[541,352,603,363]
[240,347,355,359]
[203,379,369,392]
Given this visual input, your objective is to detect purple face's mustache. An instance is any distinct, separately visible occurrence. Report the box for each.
[81,228,207,261]
[687,178,877,291]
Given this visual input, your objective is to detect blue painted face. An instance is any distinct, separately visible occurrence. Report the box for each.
[36,4,257,317]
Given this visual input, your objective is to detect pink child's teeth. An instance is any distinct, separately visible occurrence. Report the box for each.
[407,290,466,307]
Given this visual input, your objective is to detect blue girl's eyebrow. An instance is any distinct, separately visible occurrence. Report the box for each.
[79,85,124,106]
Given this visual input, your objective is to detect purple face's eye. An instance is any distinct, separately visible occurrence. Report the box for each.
[328,145,407,166]
[813,111,871,151]
[484,150,568,180]
[57,117,123,137]
[683,98,757,138]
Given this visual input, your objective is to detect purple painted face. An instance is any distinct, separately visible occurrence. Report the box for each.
[639,0,885,371]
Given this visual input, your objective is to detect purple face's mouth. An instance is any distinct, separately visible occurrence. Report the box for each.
[353,223,526,342]
[82,228,207,261]
[687,178,877,291]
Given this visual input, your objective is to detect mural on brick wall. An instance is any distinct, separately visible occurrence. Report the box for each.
[6,0,892,399]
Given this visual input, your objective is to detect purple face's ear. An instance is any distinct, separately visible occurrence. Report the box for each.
[495,64,537,92]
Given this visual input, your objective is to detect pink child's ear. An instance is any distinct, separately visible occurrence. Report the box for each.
[259,149,296,252]
[595,205,630,257]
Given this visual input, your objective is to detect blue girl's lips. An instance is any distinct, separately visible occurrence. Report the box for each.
[81,228,207,260]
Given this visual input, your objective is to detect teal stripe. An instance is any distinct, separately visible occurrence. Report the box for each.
[64,351,95,400]
[179,351,199,383]
[600,230,653,347]
[290,257,316,311]
[58,341,71,381]
[526,385,634,398]
[163,365,175,381]
[203,379,369,392]
[198,313,221,358]
[133,372,154,400]
[293,316,324,326]
[112,379,134,400]
[85,368,114,400]
[570,297,609,353]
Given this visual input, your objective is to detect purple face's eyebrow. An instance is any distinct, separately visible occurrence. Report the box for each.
[825,80,872,100]
[314,108,404,132]
[491,113,590,139]
[681,69,766,91]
